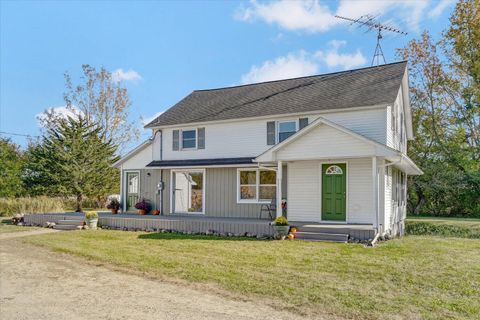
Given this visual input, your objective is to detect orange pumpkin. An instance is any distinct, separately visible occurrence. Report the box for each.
[290,227,297,233]
[288,233,295,239]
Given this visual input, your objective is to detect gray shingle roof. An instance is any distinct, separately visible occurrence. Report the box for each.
[145,61,407,128]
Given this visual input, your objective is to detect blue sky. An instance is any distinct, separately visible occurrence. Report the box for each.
[0,0,454,151]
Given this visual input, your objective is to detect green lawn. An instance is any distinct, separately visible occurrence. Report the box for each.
[23,231,480,320]
[0,218,39,234]
[406,216,480,238]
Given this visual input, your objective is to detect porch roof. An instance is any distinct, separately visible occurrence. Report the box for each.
[255,116,423,175]
[146,157,255,168]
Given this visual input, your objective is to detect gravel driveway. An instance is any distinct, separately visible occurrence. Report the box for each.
[0,231,324,320]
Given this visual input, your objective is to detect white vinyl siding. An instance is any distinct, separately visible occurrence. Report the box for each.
[121,144,153,170]
[276,124,376,161]
[347,158,375,223]
[312,107,387,145]
[288,158,374,224]
[384,166,393,231]
[386,86,407,153]
[161,107,388,160]
[287,161,320,222]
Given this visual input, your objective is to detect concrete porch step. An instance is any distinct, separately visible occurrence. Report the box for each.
[60,216,85,221]
[53,224,80,230]
[293,238,348,243]
[292,231,349,243]
[296,226,355,234]
[57,220,84,226]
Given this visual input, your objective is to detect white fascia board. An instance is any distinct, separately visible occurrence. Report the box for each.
[255,116,398,162]
[113,139,152,167]
[385,154,423,175]
[145,104,388,130]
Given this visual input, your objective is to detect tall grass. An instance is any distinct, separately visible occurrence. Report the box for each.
[406,220,480,239]
[0,197,65,216]
[0,196,109,216]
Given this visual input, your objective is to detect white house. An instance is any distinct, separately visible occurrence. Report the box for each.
[114,61,422,241]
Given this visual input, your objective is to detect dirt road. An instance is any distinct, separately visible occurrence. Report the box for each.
[0,231,321,320]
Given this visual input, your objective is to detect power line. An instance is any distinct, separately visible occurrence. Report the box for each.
[0,131,40,138]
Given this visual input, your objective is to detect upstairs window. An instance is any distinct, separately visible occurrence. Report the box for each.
[278,121,297,142]
[182,130,196,149]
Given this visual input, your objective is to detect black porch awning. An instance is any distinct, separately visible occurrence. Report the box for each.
[146,157,255,167]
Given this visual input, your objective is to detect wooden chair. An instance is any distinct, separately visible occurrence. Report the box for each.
[259,198,276,220]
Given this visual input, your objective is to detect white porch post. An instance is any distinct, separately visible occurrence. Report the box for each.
[276,161,283,218]
[372,156,380,232]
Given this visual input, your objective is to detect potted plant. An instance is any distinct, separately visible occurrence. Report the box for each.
[273,216,290,240]
[152,209,160,215]
[106,198,120,214]
[134,198,151,215]
[85,211,99,230]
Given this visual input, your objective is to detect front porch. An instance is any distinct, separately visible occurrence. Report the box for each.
[24,212,376,240]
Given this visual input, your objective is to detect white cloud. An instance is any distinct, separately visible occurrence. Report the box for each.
[142,111,164,126]
[241,51,319,84]
[240,41,367,84]
[237,0,441,33]
[236,0,337,33]
[428,0,455,18]
[36,106,83,127]
[314,40,367,70]
[112,69,142,83]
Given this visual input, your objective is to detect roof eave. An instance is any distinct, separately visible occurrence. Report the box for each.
[113,139,152,167]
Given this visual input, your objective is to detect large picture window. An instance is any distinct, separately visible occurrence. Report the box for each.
[172,170,204,214]
[238,169,276,203]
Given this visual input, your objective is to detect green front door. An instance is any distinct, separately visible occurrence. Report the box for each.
[126,172,139,211]
[321,163,346,221]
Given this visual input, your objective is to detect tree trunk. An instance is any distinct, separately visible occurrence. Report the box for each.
[414,191,425,215]
[76,194,83,212]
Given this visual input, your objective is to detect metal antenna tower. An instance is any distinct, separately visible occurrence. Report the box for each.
[335,15,408,66]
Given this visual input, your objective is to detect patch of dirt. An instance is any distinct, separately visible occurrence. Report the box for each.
[0,228,58,240]
[0,232,328,320]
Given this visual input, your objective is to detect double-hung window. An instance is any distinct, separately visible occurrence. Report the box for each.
[278,121,297,143]
[238,169,277,203]
[182,129,196,149]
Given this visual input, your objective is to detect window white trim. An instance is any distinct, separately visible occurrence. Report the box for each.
[277,119,298,143]
[180,128,198,150]
[237,168,276,204]
[170,168,206,214]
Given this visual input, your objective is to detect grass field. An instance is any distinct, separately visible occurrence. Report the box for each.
[406,216,480,238]
[22,230,480,320]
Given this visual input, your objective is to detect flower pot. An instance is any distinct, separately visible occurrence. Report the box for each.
[86,218,98,230]
[138,209,146,215]
[111,209,118,214]
[273,225,290,239]
[152,210,160,215]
